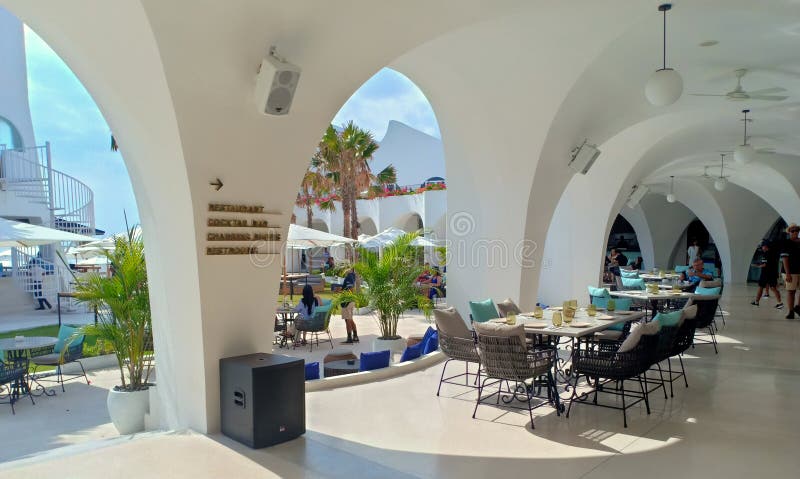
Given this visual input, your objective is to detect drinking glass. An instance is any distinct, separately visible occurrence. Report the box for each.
[587,304,597,317]
[506,313,517,325]
[570,299,578,308]
[533,306,544,319]
[607,298,616,312]
[552,311,562,327]
[563,308,574,324]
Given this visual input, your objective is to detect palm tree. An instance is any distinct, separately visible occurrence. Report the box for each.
[316,122,396,239]
[297,156,334,228]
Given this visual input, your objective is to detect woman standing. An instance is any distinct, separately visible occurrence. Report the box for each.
[340,268,359,343]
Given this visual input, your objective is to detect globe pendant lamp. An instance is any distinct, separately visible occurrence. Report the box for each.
[734,109,756,164]
[714,154,728,191]
[666,175,676,203]
[646,4,683,106]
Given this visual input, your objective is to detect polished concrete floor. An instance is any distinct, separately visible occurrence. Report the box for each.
[1,284,798,478]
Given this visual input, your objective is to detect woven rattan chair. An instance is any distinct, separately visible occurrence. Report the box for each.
[691,295,720,354]
[0,358,33,414]
[437,329,482,395]
[699,280,725,328]
[473,334,560,430]
[567,333,659,428]
[295,304,333,352]
[30,335,90,393]
[662,315,697,396]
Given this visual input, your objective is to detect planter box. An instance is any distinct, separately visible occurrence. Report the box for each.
[60,353,118,374]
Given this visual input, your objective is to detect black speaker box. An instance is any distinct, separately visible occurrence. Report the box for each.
[220,352,305,448]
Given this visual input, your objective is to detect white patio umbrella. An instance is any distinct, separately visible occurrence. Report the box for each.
[0,217,96,247]
[358,227,407,250]
[286,224,356,249]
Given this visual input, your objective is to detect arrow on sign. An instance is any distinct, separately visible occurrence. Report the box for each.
[210,178,224,191]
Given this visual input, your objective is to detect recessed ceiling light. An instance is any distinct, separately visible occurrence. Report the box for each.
[699,40,719,47]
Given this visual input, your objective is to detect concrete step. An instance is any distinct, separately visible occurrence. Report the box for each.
[0,277,38,314]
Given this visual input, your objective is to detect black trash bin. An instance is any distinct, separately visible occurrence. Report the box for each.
[220,352,305,448]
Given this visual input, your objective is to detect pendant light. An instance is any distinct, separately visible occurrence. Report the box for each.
[666,175,676,203]
[714,153,728,191]
[645,4,683,106]
[734,109,757,164]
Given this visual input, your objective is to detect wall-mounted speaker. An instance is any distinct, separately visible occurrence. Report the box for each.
[626,184,649,209]
[569,140,601,174]
[255,49,301,116]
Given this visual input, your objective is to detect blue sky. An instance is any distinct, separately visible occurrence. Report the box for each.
[23,27,438,234]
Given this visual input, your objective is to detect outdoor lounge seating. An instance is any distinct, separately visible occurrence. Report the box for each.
[434,308,481,395]
[473,323,560,430]
[359,350,391,372]
[295,303,333,352]
[30,325,89,393]
[0,358,33,414]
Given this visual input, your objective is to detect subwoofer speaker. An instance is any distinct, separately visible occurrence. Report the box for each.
[220,352,305,448]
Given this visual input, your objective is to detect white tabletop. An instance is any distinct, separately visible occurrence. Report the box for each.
[506,309,645,338]
[639,273,681,280]
[610,290,694,301]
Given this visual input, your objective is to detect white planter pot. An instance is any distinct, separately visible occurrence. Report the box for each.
[372,337,406,356]
[107,387,150,435]
[354,306,372,315]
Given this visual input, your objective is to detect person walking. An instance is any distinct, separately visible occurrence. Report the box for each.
[781,224,800,319]
[30,260,52,310]
[687,239,701,264]
[340,268,359,343]
[751,241,783,308]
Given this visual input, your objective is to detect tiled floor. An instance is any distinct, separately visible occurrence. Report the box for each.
[2,284,799,478]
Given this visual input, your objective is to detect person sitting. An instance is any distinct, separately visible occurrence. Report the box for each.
[340,268,359,344]
[680,258,714,288]
[416,262,432,283]
[427,270,443,300]
[606,248,628,276]
[292,284,321,345]
[630,256,644,271]
[323,256,335,272]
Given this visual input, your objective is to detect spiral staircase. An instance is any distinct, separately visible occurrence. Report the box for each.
[1,143,95,308]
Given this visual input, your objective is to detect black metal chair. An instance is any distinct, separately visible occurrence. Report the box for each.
[645,324,679,399]
[663,315,698,397]
[699,280,725,328]
[437,328,482,395]
[691,295,720,354]
[473,334,560,430]
[0,358,33,414]
[567,333,659,428]
[30,334,90,392]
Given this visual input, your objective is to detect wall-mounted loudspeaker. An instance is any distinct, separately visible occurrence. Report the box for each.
[569,140,601,174]
[255,47,301,116]
[626,184,649,209]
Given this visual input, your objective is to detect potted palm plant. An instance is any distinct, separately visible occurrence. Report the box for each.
[73,226,153,435]
[334,232,432,354]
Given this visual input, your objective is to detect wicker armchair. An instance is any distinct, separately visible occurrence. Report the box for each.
[295,304,333,352]
[691,295,720,354]
[437,329,482,395]
[0,358,33,414]
[473,334,560,430]
[31,334,89,393]
[567,333,659,428]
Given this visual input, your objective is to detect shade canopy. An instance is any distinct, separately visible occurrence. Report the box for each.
[286,224,357,249]
[358,227,407,250]
[0,217,97,248]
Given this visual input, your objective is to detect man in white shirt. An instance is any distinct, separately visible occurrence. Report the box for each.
[30,261,52,310]
[687,239,700,264]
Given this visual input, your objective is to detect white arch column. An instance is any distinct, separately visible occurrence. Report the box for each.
[619,204,655,271]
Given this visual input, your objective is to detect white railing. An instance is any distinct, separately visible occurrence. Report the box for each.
[9,247,65,305]
[0,143,95,236]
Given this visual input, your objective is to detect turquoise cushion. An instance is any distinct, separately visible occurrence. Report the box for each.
[54,325,78,354]
[675,265,689,273]
[592,296,609,308]
[695,286,721,296]
[621,277,645,290]
[469,299,499,323]
[610,298,633,311]
[654,310,683,327]
[587,286,609,298]
[608,321,626,331]
[620,270,639,278]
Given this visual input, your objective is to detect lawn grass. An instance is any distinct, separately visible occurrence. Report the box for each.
[1,324,102,372]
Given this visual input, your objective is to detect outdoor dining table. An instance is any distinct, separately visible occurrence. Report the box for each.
[639,273,682,281]
[610,289,694,317]
[274,307,296,348]
[0,336,58,398]
[503,309,646,396]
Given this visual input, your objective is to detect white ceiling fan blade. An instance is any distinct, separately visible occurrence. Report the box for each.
[689,93,727,97]
[747,87,787,95]
[748,95,789,101]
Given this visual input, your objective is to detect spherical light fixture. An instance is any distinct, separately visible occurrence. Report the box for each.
[734,143,756,164]
[646,4,683,106]
[646,69,683,107]
[714,178,728,191]
[666,175,677,203]
[734,109,757,164]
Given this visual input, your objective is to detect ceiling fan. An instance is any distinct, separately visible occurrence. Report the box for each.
[691,69,788,102]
